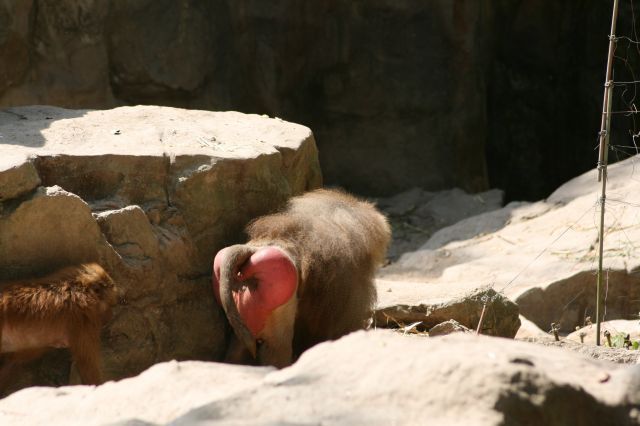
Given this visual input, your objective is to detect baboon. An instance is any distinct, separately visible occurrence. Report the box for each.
[0,263,118,390]
[213,189,390,368]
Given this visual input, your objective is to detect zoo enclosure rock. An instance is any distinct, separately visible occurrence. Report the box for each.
[0,0,491,197]
[0,331,637,426]
[0,105,322,392]
[375,284,520,338]
[379,155,640,334]
[428,319,471,336]
[1,1,631,202]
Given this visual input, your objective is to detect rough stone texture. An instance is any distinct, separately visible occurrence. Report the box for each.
[0,331,638,426]
[536,340,640,366]
[516,318,640,364]
[428,319,471,337]
[487,2,639,201]
[0,0,492,197]
[374,187,503,260]
[568,320,640,347]
[515,315,555,342]
[375,285,520,338]
[0,154,40,201]
[0,186,105,277]
[378,155,640,334]
[0,105,322,393]
[1,1,637,201]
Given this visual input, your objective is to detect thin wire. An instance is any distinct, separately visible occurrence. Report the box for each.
[493,1,639,327]
[627,0,640,164]
[616,36,640,44]
[604,201,639,253]
[610,144,640,152]
[562,289,586,312]
[595,0,640,328]
[596,0,640,327]
[498,202,598,294]
[607,196,640,207]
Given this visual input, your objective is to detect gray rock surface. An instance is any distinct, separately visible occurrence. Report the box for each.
[2,2,635,201]
[0,331,638,426]
[516,319,640,364]
[535,340,640,366]
[428,319,471,336]
[375,285,520,338]
[378,155,640,334]
[0,154,40,201]
[568,320,640,347]
[515,315,555,342]
[371,187,518,338]
[0,0,493,197]
[0,105,321,393]
[375,187,503,260]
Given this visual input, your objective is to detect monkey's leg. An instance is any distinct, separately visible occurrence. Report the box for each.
[225,335,256,365]
[69,325,103,385]
[0,349,45,395]
[0,356,21,395]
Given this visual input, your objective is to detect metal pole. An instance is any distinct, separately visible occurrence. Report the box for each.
[596,0,620,346]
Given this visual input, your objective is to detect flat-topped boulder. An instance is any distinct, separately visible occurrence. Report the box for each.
[0,105,322,393]
[377,155,640,333]
[0,105,315,155]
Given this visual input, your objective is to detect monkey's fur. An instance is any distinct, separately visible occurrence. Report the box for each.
[214,189,391,367]
[0,263,118,390]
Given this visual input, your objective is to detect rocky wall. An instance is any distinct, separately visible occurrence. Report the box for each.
[0,105,322,393]
[1,0,492,197]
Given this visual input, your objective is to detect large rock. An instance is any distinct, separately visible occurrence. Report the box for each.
[486,2,640,201]
[0,105,321,393]
[371,186,513,338]
[379,155,640,334]
[428,319,471,336]
[515,315,555,342]
[1,1,636,201]
[0,153,40,202]
[375,285,520,338]
[0,331,638,425]
[516,318,640,365]
[0,0,493,197]
[568,320,640,348]
[535,340,640,366]
[375,187,504,260]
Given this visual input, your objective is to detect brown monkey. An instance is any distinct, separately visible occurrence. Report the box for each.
[213,189,391,368]
[0,263,118,390]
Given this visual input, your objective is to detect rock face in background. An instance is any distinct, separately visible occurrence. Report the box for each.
[0,0,491,196]
[0,105,321,393]
[486,2,639,201]
[375,187,504,260]
[3,0,631,200]
[378,155,640,335]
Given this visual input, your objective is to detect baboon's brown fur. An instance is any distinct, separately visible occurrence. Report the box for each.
[216,188,391,367]
[0,263,118,390]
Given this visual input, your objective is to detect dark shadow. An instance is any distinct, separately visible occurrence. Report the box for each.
[0,106,90,148]
[495,381,631,426]
[517,270,640,334]
[0,348,72,398]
